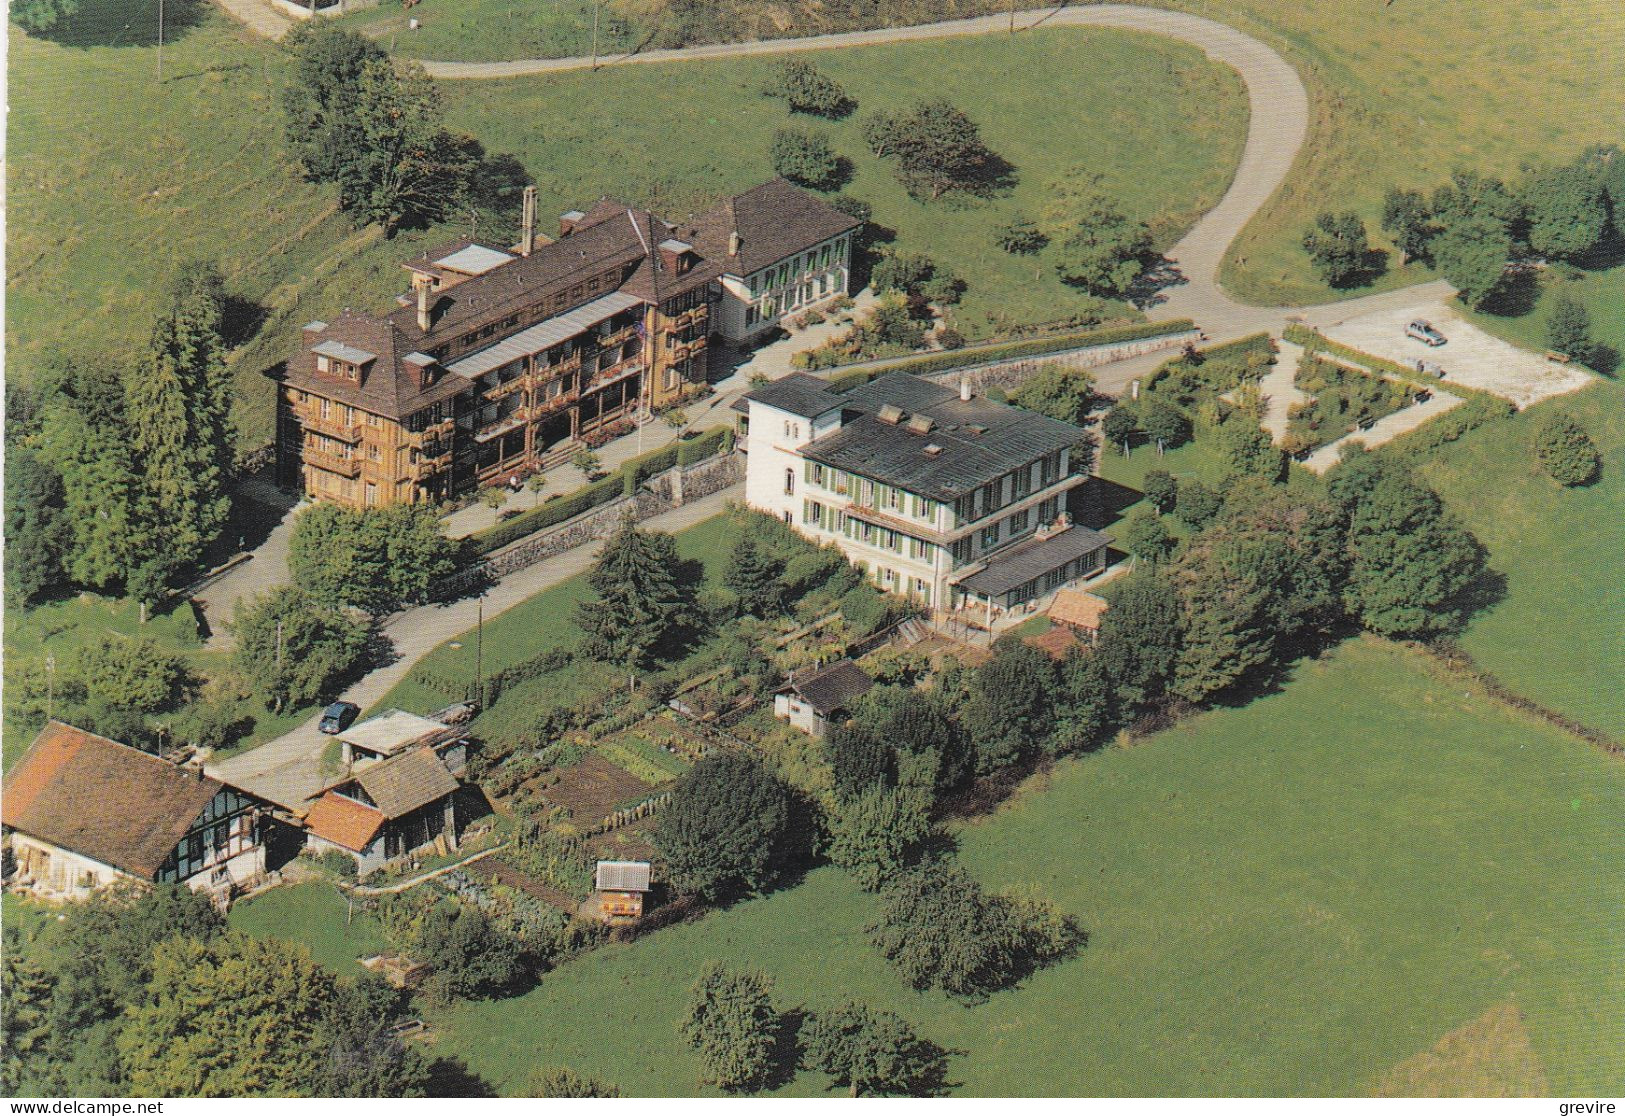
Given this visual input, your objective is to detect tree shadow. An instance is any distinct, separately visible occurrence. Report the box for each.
[1449,565,1510,621]
[425,1056,498,1098]
[1584,342,1619,376]
[219,294,270,350]
[1477,269,1540,317]
[20,0,207,49]
[762,1007,807,1091]
[1072,477,1147,532]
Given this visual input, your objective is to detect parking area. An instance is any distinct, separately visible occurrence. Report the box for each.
[1320,300,1593,409]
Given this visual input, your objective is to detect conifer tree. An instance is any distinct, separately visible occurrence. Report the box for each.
[123,265,236,587]
[723,535,781,617]
[577,515,687,672]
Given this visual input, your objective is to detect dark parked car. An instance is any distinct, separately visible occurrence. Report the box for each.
[319,701,360,735]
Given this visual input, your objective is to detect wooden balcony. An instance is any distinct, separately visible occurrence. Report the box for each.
[304,448,362,478]
[483,375,529,402]
[302,414,363,442]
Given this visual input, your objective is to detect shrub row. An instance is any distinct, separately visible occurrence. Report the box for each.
[1282,325,1503,405]
[823,319,1197,393]
[1376,393,1515,460]
[465,426,734,557]
[407,645,578,707]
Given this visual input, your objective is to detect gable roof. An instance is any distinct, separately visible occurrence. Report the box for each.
[351,747,459,819]
[1049,588,1110,630]
[779,659,874,715]
[303,792,385,853]
[688,178,861,277]
[338,709,459,759]
[743,372,845,419]
[595,860,652,892]
[2,722,225,879]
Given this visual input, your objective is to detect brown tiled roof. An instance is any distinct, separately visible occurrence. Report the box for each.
[304,792,384,853]
[686,178,861,278]
[1,722,224,879]
[780,658,874,715]
[1026,625,1082,662]
[279,179,859,420]
[1049,588,1110,631]
[353,747,459,818]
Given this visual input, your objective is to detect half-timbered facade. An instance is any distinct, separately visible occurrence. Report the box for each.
[1,722,269,901]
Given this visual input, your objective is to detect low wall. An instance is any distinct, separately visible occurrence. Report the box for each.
[920,331,1199,395]
[434,452,743,599]
[268,0,380,20]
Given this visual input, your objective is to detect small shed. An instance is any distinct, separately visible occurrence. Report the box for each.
[773,659,874,738]
[1048,588,1110,643]
[594,860,653,922]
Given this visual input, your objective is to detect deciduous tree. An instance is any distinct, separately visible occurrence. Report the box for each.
[1302,211,1381,288]
[761,59,853,119]
[1520,161,1610,260]
[1102,404,1138,456]
[885,101,1003,201]
[1011,363,1096,426]
[1533,412,1600,486]
[770,128,841,190]
[959,640,1055,773]
[801,1001,946,1096]
[529,1067,622,1097]
[289,503,458,616]
[1123,507,1176,567]
[678,963,780,1092]
[657,752,799,901]
[1432,210,1513,308]
[1380,187,1437,263]
[232,587,370,712]
[1141,401,1190,455]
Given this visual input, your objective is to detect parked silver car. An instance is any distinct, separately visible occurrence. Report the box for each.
[1406,319,1447,346]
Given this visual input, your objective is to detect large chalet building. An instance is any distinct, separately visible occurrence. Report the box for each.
[741,372,1112,622]
[276,178,860,508]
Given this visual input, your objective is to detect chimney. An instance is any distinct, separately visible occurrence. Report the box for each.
[728,231,741,257]
[414,276,433,333]
[959,375,971,402]
[520,185,537,257]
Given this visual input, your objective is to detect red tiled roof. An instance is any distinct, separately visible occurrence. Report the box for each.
[1,722,223,879]
[304,792,385,853]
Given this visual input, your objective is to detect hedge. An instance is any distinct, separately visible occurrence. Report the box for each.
[465,425,733,556]
[1374,393,1515,460]
[823,319,1197,393]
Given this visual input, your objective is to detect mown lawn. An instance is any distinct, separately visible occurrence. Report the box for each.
[1417,376,1625,738]
[1465,267,1625,374]
[388,638,1621,1096]
[368,511,742,716]
[226,881,389,974]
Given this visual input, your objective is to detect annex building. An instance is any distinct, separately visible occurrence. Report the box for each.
[741,372,1111,622]
[276,178,859,508]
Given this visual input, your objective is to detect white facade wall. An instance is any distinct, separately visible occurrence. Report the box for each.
[716,234,853,342]
[7,834,130,898]
[743,399,837,526]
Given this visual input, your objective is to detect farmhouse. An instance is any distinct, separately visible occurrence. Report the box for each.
[276,178,859,508]
[2,722,269,901]
[303,746,464,878]
[773,658,874,737]
[741,372,1111,622]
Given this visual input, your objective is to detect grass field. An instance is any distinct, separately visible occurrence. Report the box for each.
[332,0,650,64]
[442,26,1246,339]
[226,881,389,973]
[1417,377,1625,739]
[7,13,1245,447]
[368,511,740,716]
[1465,267,1625,374]
[355,638,1620,1096]
[1183,0,1625,306]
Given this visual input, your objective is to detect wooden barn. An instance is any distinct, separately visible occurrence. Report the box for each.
[594,859,653,922]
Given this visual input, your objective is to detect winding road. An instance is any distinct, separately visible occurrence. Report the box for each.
[208,2,1458,805]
